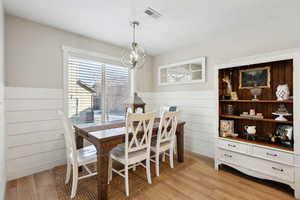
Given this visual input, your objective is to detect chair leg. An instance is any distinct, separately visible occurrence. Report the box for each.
[65,161,71,184]
[71,165,78,198]
[162,152,166,162]
[125,164,129,196]
[155,152,160,177]
[146,158,152,184]
[173,137,177,155]
[169,148,174,168]
[133,164,136,171]
[108,157,112,183]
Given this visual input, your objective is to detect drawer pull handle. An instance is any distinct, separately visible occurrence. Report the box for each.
[224,154,232,158]
[272,167,283,172]
[266,152,278,157]
[228,144,236,148]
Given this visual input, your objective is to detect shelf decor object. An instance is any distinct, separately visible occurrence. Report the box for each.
[272,104,292,121]
[216,49,300,199]
[276,84,290,101]
[250,86,262,100]
[222,74,232,99]
[240,114,264,119]
[244,125,256,140]
[158,57,206,85]
[272,112,292,121]
[220,120,238,137]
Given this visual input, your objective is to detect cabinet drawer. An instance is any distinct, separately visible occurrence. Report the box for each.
[218,139,249,154]
[253,146,294,165]
[254,158,294,182]
[218,149,294,183]
[218,149,249,167]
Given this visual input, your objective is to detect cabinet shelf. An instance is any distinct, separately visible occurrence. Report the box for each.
[220,114,293,124]
[219,100,293,103]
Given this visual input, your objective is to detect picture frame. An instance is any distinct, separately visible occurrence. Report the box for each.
[239,66,271,89]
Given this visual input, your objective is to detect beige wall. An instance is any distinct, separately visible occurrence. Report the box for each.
[6,14,300,94]
[153,17,300,92]
[5,15,153,92]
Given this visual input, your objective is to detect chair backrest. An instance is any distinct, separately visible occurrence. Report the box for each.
[127,107,133,113]
[159,106,177,116]
[135,107,143,113]
[125,112,155,157]
[157,111,179,145]
[57,110,77,162]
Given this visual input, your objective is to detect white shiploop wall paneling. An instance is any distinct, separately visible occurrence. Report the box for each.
[5,87,65,180]
[140,90,217,158]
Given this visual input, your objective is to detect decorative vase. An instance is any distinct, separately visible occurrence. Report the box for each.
[276,84,290,101]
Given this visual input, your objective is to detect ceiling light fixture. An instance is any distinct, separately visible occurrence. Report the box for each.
[121,21,146,70]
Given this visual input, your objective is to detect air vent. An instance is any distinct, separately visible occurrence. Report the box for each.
[144,7,162,19]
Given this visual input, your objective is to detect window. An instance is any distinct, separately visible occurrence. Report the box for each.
[65,51,130,124]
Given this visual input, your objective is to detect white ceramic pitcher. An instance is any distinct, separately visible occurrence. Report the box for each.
[245,126,256,135]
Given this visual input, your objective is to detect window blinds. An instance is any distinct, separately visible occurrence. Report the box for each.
[67,56,129,123]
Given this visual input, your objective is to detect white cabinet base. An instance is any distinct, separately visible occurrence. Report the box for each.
[215,137,297,198]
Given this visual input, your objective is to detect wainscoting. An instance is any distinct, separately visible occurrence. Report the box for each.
[140,90,217,158]
[5,87,217,180]
[5,87,65,180]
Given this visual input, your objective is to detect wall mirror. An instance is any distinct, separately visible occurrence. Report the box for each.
[158,57,206,85]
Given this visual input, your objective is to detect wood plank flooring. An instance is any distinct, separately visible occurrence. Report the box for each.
[5,152,295,200]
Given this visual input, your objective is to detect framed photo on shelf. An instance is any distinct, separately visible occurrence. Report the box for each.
[239,66,271,89]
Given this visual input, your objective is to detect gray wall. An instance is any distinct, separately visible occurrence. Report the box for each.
[0,0,5,198]
[5,15,153,92]
[153,16,300,92]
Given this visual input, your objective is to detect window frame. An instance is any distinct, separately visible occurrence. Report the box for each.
[62,46,132,123]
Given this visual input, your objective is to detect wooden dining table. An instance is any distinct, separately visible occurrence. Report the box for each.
[74,119,186,200]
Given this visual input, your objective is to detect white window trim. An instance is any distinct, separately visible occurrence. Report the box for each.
[62,45,132,119]
[158,57,206,86]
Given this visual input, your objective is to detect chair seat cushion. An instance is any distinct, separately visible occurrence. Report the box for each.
[111,144,148,164]
[77,145,97,164]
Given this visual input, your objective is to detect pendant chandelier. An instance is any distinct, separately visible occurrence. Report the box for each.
[121,21,146,70]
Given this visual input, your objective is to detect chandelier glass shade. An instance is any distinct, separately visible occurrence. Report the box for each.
[121,21,146,70]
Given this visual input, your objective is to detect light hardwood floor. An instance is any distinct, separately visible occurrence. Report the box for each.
[5,152,295,200]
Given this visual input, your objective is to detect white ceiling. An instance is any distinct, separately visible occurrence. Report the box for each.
[4,0,300,56]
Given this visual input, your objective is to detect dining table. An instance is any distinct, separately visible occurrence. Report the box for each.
[74,118,186,200]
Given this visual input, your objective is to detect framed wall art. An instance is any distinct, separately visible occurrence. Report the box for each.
[239,66,270,89]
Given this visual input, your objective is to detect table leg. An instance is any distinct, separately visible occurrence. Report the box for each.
[96,140,120,200]
[97,151,110,200]
[176,124,184,163]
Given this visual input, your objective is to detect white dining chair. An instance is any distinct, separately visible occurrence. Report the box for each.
[150,111,179,176]
[57,110,97,198]
[159,106,178,160]
[109,112,155,196]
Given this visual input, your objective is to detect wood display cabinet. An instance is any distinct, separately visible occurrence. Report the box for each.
[214,50,300,199]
